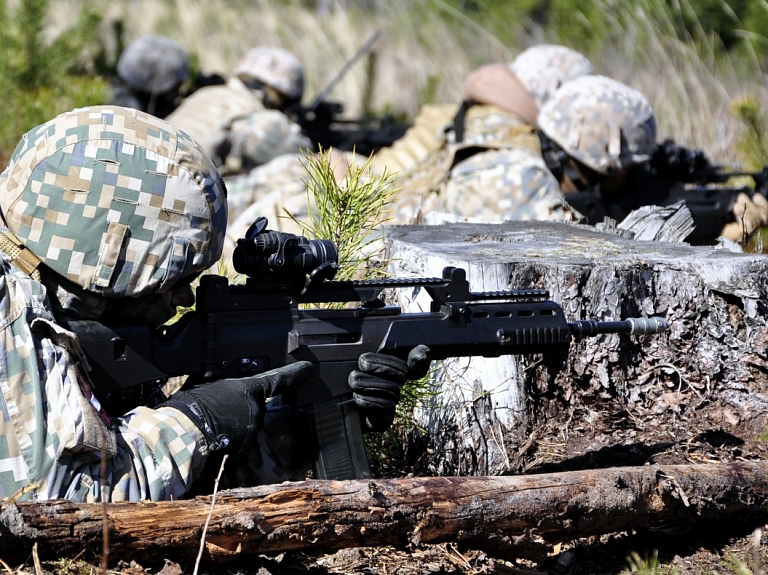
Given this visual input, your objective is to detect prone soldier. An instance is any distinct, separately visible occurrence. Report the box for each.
[165,46,312,175]
[392,71,768,244]
[110,35,190,119]
[0,105,429,501]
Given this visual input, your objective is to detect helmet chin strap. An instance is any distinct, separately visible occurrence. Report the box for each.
[538,130,593,192]
[0,230,42,282]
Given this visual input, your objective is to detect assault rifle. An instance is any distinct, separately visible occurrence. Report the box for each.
[565,139,768,244]
[286,29,410,156]
[70,218,669,481]
[288,100,410,157]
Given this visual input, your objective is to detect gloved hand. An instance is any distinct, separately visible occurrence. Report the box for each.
[721,192,768,241]
[162,361,313,458]
[349,345,431,432]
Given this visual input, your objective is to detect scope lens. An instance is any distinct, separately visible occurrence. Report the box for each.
[309,239,338,267]
[233,232,338,279]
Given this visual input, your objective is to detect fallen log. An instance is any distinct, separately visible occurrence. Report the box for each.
[2,461,768,565]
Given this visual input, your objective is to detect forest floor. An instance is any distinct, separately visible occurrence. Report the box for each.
[15,378,768,575]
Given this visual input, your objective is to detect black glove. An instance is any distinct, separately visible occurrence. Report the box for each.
[349,345,431,432]
[162,361,313,458]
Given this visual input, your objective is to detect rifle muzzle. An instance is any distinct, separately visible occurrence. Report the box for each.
[569,317,669,340]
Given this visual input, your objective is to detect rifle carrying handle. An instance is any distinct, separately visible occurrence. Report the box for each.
[309,395,372,480]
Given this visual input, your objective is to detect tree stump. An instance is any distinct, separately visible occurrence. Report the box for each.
[383,221,768,477]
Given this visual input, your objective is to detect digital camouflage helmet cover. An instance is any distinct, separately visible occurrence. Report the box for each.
[233,46,305,101]
[509,44,594,109]
[537,75,657,174]
[0,106,228,299]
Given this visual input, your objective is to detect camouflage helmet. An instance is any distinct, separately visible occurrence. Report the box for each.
[509,44,594,108]
[0,106,228,299]
[117,36,190,94]
[537,75,657,174]
[232,46,305,100]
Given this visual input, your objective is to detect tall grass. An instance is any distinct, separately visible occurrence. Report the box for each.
[33,0,768,169]
[285,149,398,281]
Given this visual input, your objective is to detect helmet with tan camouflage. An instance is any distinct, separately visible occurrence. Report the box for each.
[232,46,305,101]
[509,44,594,108]
[537,75,656,174]
[0,106,228,299]
[117,36,190,94]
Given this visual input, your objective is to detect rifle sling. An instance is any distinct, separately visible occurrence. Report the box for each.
[452,99,477,144]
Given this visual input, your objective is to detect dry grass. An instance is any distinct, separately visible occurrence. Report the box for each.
[48,0,510,119]
[41,0,768,166]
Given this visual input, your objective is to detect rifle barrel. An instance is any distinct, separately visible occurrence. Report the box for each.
[569,317,669,340]
[308,28,382,111]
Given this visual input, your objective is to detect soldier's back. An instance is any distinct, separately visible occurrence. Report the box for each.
[165,77,265,158]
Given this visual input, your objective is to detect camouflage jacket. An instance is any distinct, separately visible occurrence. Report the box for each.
[0,245,209,502]
[165,78,311,174]
[389,105,581,225]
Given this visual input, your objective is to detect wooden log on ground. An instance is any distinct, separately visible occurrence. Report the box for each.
[1,462,767,564]
[383,221,768,476]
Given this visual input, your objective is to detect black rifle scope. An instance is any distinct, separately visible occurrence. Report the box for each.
[233,217,338,280]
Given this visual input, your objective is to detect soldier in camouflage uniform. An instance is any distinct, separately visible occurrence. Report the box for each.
[373,45,593,225]
[110,36,190,119]
[383,51,589,225]
[224,45,594,238]
[165,46,311,175]
[529,75,768,239]
[423,75,657,223]
[0,106,429,502]
[373,45,593,184]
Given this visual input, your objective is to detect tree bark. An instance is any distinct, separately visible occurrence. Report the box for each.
[1,462,767,565]
[383,220,768,477]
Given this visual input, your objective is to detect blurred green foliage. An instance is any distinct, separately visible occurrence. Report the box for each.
[437,0,768,63]
[731,96,768,171]
[0,0,109,165]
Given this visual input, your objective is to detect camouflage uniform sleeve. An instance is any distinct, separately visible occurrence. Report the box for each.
[165,78,265,158]
[0,255,208,502]
[215,109,312,174]
[87,406,207,501]
[438,146,579,222]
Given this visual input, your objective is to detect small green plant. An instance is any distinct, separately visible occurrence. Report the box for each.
[624,549,662,574]
[731,96,768,171]
[286,148,435,475]
[285,148,400,282]
[723,552,760,575]
[727,96,768,253]
[366,370,436,477]
[756,423,768,445]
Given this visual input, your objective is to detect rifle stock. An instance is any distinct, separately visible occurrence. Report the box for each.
[71,222,669,481]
